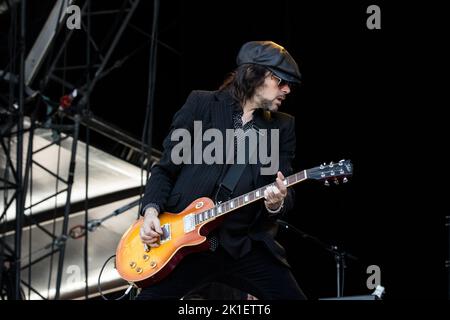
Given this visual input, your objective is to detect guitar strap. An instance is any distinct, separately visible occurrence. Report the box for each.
[214,127,258,203]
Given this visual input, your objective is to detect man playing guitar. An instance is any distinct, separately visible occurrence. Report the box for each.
[136,41,306,300]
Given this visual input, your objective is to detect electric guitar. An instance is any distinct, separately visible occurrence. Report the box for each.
[115,159,353,287]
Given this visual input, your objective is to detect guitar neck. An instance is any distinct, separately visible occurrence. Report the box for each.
[193,170,308,226]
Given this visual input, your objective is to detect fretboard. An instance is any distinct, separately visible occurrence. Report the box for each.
[193,170,308,226]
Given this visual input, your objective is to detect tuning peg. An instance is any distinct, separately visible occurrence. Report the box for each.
[343,177,348,183]
[324,180,330,186]
[329,161,334,167]
[334,179,339,185]
[339,159,345,165]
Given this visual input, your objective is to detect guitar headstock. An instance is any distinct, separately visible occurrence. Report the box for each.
[306,159,353,186]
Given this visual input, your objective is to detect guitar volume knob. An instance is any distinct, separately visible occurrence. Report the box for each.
[129,262,136,269]
[150,261,157,268]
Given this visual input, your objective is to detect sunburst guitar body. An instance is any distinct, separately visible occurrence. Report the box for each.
[115,197,217,288]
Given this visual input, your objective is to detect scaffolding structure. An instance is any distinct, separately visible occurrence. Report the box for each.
[1,0,160,300]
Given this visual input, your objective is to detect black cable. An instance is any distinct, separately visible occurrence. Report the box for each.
[6,0,17,82]
[83,0,92,300]
[27,142,33,300]
[97,255,132,300]
[0,157,8,297]
[145,0,159,174]
[341,260,345,297]
[0,126,16,296]
[14,0,26,300]
[19,284,25,300]
[138,0,160,217]
[0,141,12,298]
[2,0,17,299]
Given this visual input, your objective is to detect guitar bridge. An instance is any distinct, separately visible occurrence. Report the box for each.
[160,224,171,243]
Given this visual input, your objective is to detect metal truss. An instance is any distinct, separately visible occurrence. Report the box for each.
[1,0,159,300]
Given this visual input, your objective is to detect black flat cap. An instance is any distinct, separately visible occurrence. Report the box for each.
[236,41,301,84]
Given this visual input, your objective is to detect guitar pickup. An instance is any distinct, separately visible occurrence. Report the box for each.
[183,214,195,233]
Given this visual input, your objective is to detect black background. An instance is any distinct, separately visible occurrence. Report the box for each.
[1,0,445,300]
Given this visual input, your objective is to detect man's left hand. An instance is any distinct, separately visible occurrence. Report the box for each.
[264,171,287,211]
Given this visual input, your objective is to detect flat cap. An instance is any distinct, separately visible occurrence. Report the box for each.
[236,41,301,84]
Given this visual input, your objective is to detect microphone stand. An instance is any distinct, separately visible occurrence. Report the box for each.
[69,199,140,239]
[277,219,359,297]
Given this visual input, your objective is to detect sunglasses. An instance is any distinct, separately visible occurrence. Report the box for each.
[271,73,294,89]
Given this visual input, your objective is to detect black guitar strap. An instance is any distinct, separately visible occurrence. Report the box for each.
[214,128,258,203]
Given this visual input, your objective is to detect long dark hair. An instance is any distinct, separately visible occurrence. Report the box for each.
[219,64,268,105]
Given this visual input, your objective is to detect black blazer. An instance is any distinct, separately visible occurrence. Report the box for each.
[141,89,297,267]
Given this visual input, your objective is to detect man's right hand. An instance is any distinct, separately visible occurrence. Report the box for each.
[140,207,163,247]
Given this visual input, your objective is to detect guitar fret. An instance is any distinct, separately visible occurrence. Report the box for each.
[194,170,317,227]
[287,176,294,185]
